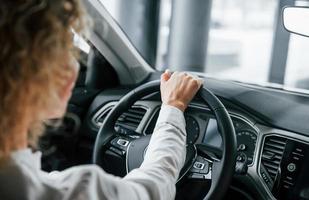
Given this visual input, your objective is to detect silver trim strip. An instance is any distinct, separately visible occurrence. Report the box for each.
[91,101,118,128]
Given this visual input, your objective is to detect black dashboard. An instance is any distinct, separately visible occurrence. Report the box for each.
[80,77,309,200]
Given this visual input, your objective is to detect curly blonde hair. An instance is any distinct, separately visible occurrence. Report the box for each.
[0,0,87,159]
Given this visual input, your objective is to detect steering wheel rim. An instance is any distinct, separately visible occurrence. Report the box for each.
[93,80,237,200]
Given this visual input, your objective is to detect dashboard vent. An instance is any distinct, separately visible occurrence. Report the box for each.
[116,107,146,130]
[261,136,287,181]
[96,107,113,125]
[95,106,147,131]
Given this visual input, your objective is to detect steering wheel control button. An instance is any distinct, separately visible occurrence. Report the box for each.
[193,162,205,170]
[117,139,129,147]
[111,137,130,150]
[189,173,205,179]
[199,162,209,174]
[190,157,210,175]
[109,147,125,156]
[287,163,296,172]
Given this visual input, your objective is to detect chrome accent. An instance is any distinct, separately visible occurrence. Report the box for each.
[125,141,132,174]
[204,170,212,180]
[91,101,117,128]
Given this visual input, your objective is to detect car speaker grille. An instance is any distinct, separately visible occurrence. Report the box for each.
[261,136,287,181]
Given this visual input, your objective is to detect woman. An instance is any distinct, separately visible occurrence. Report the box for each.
[0,0,203,199]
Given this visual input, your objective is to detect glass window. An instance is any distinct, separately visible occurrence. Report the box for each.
[99,0,159,66]
[156,0,277,85]
[205,0,277,84]
[98,0,309,93]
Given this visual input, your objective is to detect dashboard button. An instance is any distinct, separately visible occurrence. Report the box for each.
[237,155,244,162]
[236,153,247,163]
[287,163,296,172]
[238,144,246,151]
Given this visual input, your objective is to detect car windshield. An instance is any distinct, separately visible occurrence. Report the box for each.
[99,0,309,92]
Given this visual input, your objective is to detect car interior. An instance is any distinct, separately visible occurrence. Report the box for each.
[38,0,309,199]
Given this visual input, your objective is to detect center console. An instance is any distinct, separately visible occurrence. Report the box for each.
[260,135,309,200]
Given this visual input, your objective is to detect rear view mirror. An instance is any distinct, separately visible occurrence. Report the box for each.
[283,6,309,37]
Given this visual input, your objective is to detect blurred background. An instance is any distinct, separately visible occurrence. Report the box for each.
[97,0,309,91]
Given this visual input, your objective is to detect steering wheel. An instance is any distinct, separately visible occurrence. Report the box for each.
[93,80,237,200]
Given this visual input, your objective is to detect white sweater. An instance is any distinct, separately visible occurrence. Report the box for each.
[0,105,186,200]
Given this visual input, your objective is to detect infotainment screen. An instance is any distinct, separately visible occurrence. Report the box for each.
[202,118,222,148]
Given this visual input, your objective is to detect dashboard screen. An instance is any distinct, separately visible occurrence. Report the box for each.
[202,118,222,148]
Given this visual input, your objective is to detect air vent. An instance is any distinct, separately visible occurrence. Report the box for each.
[96,106,114,126]
[116,107,146,130]
[261,136,287,181]
[95,106,147,131]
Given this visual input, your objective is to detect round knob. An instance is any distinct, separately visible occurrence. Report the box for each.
[237,155,244,162]
[236,153,247,162]
[287,163,296,172]
[238,144,246,151]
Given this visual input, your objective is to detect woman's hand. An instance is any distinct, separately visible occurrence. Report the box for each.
[160,71,203,112]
